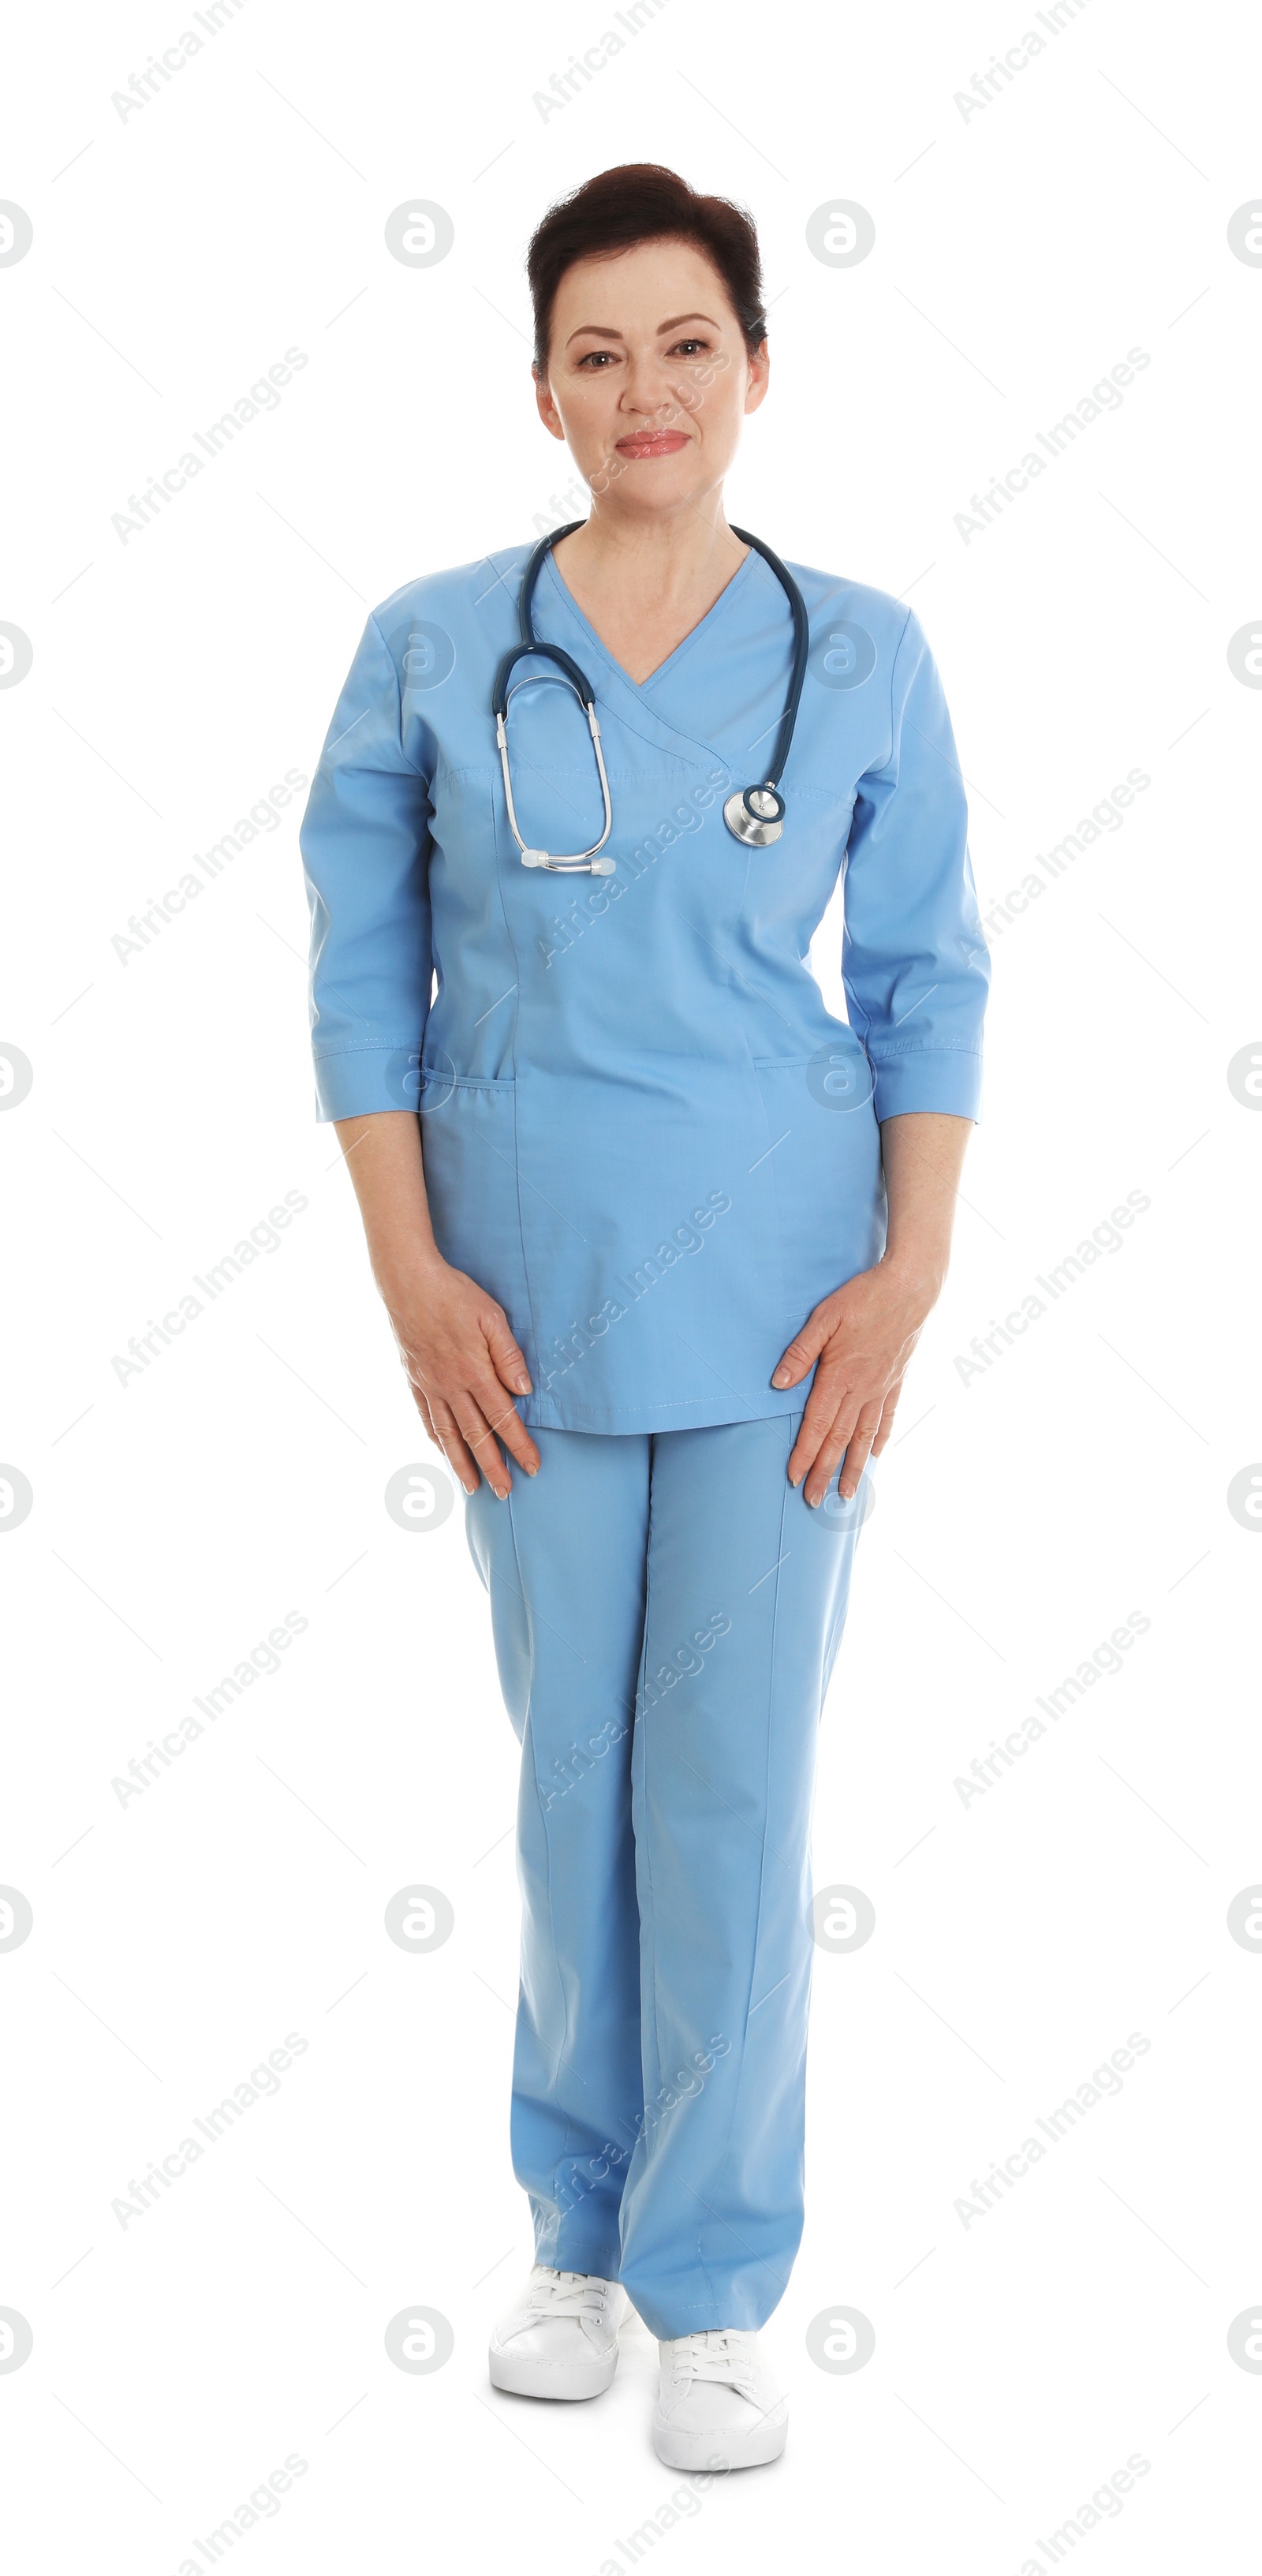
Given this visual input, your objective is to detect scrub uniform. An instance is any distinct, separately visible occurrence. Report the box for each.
[300,538,989,2335]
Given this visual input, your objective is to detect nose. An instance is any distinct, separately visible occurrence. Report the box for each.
[618,353,682,415]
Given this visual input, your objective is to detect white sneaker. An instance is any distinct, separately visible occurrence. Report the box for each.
[488,2265,625,2400]
[653,2328,788,2469]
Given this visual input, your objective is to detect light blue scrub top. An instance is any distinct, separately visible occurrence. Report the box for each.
[300,541,990,1435]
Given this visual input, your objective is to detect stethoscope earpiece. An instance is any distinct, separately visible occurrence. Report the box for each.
[520,848,615,874]
[496,523,810,873]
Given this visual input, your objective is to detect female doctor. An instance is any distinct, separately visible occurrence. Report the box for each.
[300,163,989,2472]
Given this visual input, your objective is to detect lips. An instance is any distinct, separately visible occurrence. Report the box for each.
[614,431,691,459]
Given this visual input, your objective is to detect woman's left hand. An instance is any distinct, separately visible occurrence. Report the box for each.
[771,1259,939,1506]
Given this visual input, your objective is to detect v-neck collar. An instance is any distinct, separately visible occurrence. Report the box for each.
[539,541,757,699]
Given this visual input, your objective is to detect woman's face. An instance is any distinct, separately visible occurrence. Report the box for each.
[535,236,768,517]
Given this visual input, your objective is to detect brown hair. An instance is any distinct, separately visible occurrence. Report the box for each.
[526,163,767,377]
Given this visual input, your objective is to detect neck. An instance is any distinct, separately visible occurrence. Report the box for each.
[556,492,744,605]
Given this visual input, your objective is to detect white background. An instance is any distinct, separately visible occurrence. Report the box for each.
[2,0,1260,2567]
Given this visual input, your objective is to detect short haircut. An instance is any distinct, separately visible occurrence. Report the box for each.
[526,163,767,376]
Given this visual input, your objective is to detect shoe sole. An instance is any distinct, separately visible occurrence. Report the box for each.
[652,2406,788,2471]
[488,2344,619,2402]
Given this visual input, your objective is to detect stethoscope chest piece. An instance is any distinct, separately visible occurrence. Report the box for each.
[723,784,786,848]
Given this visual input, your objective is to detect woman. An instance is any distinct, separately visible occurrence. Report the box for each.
[300,163,989,2471]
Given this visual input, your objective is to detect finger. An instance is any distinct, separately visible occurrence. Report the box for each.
[870,1378,905,1456]
[786,1367,854,1486]
[403,1346,528,1490]
[803,1404,862,1508]
[428,1396,480,1498]
[470,1375,540,1477]
[837,1403,883,1499]
[411,1389,439,1445]
[405,1380,458,1469]
[482,1311,533,1399]
[448,1393,514,1501]
[771,1314,832,1390]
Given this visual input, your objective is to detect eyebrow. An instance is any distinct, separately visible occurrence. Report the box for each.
[563,312,720,348]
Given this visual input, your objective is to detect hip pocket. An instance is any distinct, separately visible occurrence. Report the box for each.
[418,1071,535,1353]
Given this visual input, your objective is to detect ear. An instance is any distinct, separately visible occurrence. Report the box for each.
[534,368,566,442]
[744,339,771,417]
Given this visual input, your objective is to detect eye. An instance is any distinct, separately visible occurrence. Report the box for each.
[576,348,617,368]
[667,338,708,358]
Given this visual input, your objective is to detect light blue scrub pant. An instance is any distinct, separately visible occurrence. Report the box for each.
[465,1412,868,2342]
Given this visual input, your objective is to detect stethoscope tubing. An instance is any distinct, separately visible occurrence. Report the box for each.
[492,521,809,871]
[725,526,810,794]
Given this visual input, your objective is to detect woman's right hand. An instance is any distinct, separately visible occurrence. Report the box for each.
[379,1253,541,1500]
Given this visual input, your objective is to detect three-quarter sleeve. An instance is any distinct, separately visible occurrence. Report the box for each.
[299,612,434,1122]
[840,606,990,1122]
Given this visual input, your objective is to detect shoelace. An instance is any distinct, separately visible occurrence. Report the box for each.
[672,2329,758,2391]
[524,2270,609,2321]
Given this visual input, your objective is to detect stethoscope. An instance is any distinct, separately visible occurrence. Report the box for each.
[491,522,811,874]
